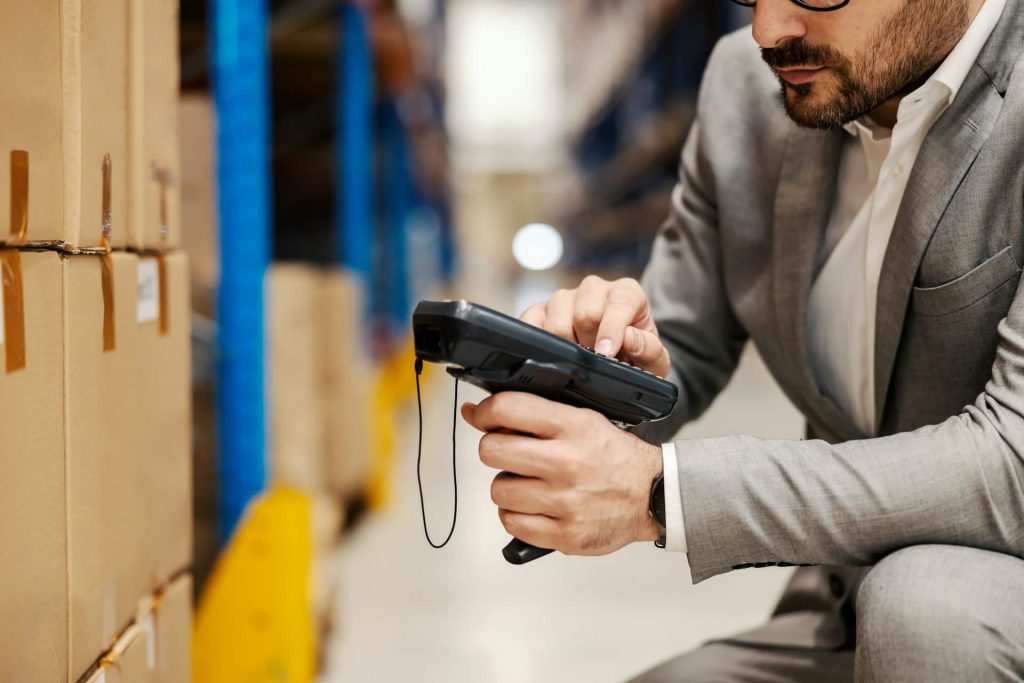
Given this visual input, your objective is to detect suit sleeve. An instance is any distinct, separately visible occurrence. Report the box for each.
[675,279,1024,582]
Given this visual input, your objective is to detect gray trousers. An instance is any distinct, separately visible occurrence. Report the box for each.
[630,546,1024,682]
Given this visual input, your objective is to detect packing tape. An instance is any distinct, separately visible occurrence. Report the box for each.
[157,254,169,335]
[101,153,112,248]
[1,250,26,373]
[101,254,116,352]
[9,151,28,243]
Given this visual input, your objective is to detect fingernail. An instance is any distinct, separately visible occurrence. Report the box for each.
[595,339,613,357]
[629,328,644,355]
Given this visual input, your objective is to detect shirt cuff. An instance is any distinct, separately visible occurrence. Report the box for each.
[661,442,687,553]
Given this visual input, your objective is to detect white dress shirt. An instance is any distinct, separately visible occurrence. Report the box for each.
[661,0,1005,553]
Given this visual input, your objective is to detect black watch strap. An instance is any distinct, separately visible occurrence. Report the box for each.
[648,473,667,549]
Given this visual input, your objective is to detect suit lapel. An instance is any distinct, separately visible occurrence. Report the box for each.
[873,1,1023,429]
[772,127,855,436]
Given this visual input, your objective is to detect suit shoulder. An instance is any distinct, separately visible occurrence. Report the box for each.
[695,27,791,142]
[705,26,777,96]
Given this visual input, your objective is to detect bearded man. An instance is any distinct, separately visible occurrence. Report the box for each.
[460,0,1024,679]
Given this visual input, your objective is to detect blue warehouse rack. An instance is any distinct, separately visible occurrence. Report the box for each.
[210,0,273,542]
[336,3,374,285]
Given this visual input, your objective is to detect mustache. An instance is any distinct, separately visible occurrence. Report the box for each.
[761,40,846,70]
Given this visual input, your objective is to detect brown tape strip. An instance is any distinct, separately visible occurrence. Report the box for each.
[157,254,169,336]
[9,151,28,243]
[1,250,26,373]
[101,254,116,352]
[101,153,112,248]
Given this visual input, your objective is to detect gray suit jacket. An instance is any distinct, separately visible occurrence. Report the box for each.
[634,0,1024,649]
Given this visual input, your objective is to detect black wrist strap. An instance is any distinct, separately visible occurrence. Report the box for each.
[415,357,459,549]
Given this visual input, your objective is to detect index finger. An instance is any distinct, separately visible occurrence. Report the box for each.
[594,279,647,358]
[462,392,570,438]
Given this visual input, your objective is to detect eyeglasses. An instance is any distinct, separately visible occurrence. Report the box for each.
[729,0,851,11]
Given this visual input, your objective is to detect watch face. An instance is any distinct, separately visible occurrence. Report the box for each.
[649,474,667,528]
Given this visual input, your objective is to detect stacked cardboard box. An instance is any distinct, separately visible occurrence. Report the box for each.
[0,252,192,681]
[322,271,373,500]
[269,264,330,492]
[0,0,130,252]
[128,0,182,252]
[0,1,191,681]
[179,96,218,318]
[267,264,374,504]
[81,572,192,683]
[179,95,220,596]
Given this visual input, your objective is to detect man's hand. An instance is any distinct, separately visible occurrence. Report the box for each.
[520,275,671,379]
[462,392,663,556]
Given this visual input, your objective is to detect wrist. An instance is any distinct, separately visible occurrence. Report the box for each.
[634,440,664,543]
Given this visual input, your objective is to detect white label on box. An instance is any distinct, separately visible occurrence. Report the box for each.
[137,259,160,323]
[0,258,5,347]
[141,612,157,670]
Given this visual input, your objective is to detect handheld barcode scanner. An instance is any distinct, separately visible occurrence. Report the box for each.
[412,300,678,565]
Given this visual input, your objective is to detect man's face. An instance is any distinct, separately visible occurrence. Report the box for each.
[754,0,972,129]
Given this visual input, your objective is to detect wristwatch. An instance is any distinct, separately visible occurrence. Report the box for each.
[648,473,667,549]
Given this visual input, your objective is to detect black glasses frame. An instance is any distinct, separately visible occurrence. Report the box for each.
[729,0,851,11]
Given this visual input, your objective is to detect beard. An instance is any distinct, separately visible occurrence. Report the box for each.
[761,0,971,129]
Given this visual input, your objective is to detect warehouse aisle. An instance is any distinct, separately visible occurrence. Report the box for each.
[321,330,807,682]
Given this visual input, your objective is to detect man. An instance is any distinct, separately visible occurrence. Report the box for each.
[460,0,1024,679]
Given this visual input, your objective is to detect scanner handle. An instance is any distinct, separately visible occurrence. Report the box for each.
[502,538,555,564]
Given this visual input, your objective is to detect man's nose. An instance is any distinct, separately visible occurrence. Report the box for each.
[751,0,808,48]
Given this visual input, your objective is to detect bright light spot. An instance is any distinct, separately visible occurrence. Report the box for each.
[512,224,563,271]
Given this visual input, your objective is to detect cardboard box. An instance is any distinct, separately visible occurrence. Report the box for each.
[81,623,151,683]
[322,270,372,497]
[137,574,192,683]
[136,253,192,587]
[0,250,191,682]
[0,250,68,682]
[0,0,130,251]
[128,0,181,251]
[179,94,218,316]
[66,251,191,679]
[269,264,328,491]
[65,252,152,678]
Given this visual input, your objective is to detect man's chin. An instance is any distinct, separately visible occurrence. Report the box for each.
[780,85,852,131]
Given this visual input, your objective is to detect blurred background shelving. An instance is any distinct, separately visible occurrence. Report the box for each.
[177,2,786,682]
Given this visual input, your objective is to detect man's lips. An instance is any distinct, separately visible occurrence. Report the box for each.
[775,66,828,85]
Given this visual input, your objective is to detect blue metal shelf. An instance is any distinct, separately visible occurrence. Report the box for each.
[211,0,272,542]
[336,4,374,283]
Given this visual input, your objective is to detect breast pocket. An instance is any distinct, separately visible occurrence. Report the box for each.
[912,246,1021,317]
[903,246,1022,420]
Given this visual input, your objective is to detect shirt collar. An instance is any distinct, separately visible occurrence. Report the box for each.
[843,0,1004,136]
[931,0,1005,102]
